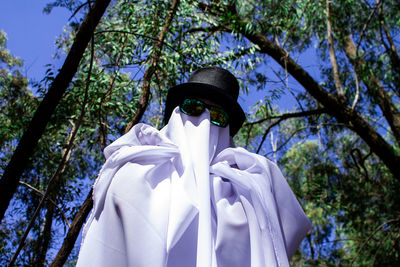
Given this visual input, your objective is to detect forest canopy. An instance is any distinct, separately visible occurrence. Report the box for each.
[0,0,399,265]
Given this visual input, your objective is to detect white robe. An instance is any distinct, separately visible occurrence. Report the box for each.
[76,107,312,267]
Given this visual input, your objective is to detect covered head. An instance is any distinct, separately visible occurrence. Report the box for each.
[163,67,246,136]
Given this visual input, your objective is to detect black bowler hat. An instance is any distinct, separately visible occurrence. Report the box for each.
[164,67,246,136]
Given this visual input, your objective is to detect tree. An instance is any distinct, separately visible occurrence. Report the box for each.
[1,0,399,265]
[0,0,112,222]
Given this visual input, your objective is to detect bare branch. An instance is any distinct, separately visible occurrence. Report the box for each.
[263,123,346,157]
[326,0,345,98]
[350,217,400,265]
[185,26,222,34]
[351,69,360,110]
[356,0,381,50]
[68,1,94,21]
[7,15,97,265]
[256,117,284,154]
[271,68,305,111]
[350,148,370,181]
[50,189,93,267]
[252,109,327,154]
[245,108,327,126]
[19,181,70,228]
[0,0,112,221]
[125,0,181,133]
[213,9,400,179]
[343,35,400,145]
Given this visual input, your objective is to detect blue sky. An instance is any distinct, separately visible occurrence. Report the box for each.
[0,0,70,81]
[0,0,319,113]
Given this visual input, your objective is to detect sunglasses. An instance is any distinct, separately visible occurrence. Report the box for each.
[179,98,229,127]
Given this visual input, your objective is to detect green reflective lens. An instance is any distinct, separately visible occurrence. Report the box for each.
[209,107,229,127]
[179,98,229,128]
[180,99,205,116]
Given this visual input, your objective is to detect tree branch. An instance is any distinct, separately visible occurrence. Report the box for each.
[256,117,284,154]
[215,15,400,179]
[0,0,112,222]
[19,181,70,228]
[125,0,180,132]
[356,0,380,50]
[378,6,400,91]
[343,34,400,145]
[326,0,345,98]
[51,0,181,264]
[7,22,96,266]
[49,189,93,267]
[350,217,400,265]
[245,108,327,126]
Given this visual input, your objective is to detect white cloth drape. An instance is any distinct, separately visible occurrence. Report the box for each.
[76,107,312,267]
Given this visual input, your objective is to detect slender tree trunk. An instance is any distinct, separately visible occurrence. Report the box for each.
[212,15,400,179]
[33,202,54,267]
[125,0,181,132]
[50,190,93,267]
[0,0,112,222]
[326,0,345,98]
[51,0,181,264]
[241,29,400,179]
[343,35,400,145]
[196,3,400,178]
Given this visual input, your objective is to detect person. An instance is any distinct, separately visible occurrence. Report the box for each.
[76,67,312,267]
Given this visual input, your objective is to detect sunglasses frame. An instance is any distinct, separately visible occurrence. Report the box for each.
[179,98,229,127]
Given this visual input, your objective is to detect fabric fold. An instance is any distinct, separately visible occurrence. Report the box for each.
[77,107,312,267]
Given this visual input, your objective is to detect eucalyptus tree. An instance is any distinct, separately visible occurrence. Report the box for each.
[3,0,399,265]
[1,0,254,265]
[192,0,400,264]
[194,0,400,178]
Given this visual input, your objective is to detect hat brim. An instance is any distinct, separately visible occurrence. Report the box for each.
[164,82,246,136]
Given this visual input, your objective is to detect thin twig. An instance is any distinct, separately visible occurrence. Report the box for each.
[68,1,94,21]
[371,229,394,266]
[350,217,399,265]
[351,69,360,110]
[326,0,345,98]
[263,123,347,157]
[52,0,181,265]
[95,30,196,64]
[270,131,278,163]
[350,148,370,181]
[254,109,327,153]
[245,108,326,126]
[125,0,181,132]
[19,181,70,228]
[50,189,93,267]
[271,68,305,111]
[356,0,381,50]
[256,118,283,154]
[245,124,253,149]
[7,14,97,266]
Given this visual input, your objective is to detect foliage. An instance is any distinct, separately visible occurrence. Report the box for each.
[1,0,400,265]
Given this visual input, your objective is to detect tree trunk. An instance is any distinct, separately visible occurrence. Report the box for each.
[51,0,181,264]
[33,202,54,267]
[50,190,93,267]
[228,25,400,180]
[0,0,112,222]
[342,35,400,145]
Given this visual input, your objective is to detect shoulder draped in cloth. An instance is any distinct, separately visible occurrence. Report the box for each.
[76,107,312,267]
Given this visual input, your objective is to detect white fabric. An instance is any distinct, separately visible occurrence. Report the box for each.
[76,107,312,267]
